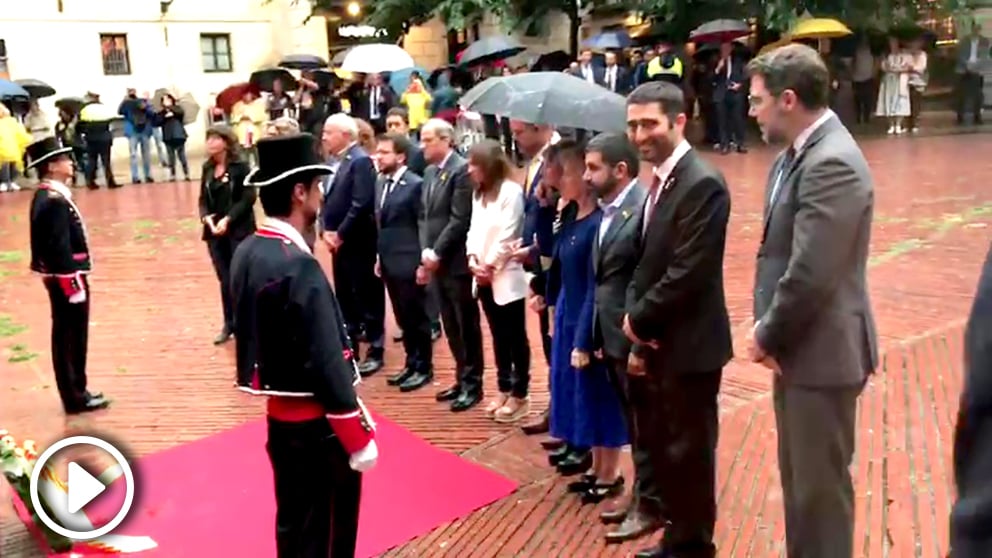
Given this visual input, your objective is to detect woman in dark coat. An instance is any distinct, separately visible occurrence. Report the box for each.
[198,125,256,344]
[157,94,190,181]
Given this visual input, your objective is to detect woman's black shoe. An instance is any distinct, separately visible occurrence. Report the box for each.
[581,476,625,504]
[548,445,571,466]
[567,473,597,493]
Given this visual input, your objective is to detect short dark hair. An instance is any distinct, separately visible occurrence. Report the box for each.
[746,43,829,110]
[586,132,638,178]
[545,138,586,168]
[377,132,412,157]
[627,81,685,121]
[259,172,322,217]
[386,106,409,123]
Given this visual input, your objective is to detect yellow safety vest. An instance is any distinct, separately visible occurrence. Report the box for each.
[647,55,683,79]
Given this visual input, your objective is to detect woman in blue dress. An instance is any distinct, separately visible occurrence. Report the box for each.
[547,142,628,503]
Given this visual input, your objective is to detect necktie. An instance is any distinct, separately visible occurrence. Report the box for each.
[371,88,379,119]
[768,147,796,209]
[642,174,663,237]
[381,178,394,209]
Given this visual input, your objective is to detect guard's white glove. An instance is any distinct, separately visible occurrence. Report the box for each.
[349,440,378,472]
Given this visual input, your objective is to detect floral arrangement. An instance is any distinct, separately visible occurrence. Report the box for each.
[0,429,74,552]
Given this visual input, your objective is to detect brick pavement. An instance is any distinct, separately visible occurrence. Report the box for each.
[0,133,989,557]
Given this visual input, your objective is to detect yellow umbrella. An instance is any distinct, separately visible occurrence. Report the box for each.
[789,18,853,40]
[333,67,354,81]
[759,37,793,54]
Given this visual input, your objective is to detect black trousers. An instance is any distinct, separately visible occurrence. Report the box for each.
[853,80,875,124]
[477,287,530,398]
[333,242,385,350]
[383,272,431,373]
[85,140,116,187]
[436,271,484,395]
[44,277,90,411]
[640,360,722,557]
[207,235,243,331]
[716,92,746,148]
[605,356,660,517]
[958,72,984,124]
[266,417,362,558]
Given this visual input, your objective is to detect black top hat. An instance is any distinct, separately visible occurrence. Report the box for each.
[245,133,333,188]
[25,136,73,171]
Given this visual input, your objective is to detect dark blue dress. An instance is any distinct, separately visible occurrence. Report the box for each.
[548,209,628,449]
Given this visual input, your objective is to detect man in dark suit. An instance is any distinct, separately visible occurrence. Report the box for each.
[603,51,631,95]
[417,119,485,412]
[623,81,733,558]
[952,242,992,558]
[321,113,385,375]
[385,107,427,177]
[713,42,748,154]
[572,48,605,86]
[372,132,433,392]
[358,73,394,134]
[745,44,878,558]
[584,133,658,542]
[27,137,110,414]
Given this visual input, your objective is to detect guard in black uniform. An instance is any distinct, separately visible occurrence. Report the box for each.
[231,133,378,558]
[27,137,110,415]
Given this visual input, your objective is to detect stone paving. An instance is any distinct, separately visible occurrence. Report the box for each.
[0,132,990,557]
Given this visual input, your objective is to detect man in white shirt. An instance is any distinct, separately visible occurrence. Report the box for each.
[571,48,604,86]
[603,51,630,94]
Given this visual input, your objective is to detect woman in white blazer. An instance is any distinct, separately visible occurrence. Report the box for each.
[465,139,532,423]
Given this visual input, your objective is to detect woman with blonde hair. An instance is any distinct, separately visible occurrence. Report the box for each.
[465,139,531,423]
[0,103,32,192]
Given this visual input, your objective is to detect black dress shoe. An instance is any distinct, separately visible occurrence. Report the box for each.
[392,330,404,342]
[387,368,413,386]
[548,446,571,466]
[521,410,549,435]
[450,391,481,412]
[398,371,432,392]
[83,390,104,400]
[600,507,628,524]
[582,476,625,504]
[567,473,597,493]
[635,545,674,558]
[605,512,662,544]
[540,438,565,451]
[66,395,111,415]
[435,385,460,402]
[213,328,233,345]
[430,324,442,341]
[557,451,592,476]
[358,357,384,377]
[736,145,748,154]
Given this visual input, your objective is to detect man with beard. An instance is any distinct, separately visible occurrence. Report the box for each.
[417,118,486,412]
[321,113,385,376]
[231,133,378,557]
[583,132,658,542]
[373,132,433,392]
[623,81,732,558]
[745,44,877,558]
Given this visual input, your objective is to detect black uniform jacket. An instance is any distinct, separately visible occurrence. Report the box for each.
[30,182,91,277]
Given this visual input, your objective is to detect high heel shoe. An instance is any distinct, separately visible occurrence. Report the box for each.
[566,473,597,493]
[581,476,625,504]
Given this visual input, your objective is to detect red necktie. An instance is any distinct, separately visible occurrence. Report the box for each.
[642,173,663,236]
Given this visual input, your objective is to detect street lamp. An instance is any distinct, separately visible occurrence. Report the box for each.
[346,1,360,17]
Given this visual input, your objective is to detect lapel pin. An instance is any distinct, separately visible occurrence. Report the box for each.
[621,209,630,219]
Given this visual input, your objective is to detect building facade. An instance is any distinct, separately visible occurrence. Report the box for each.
[0,0,328,156]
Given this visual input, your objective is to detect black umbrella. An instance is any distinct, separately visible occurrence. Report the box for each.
[428,65,473,89]
[279,54,329,71]
[689,19,751,44]
[55,96,86,114]
[14,78,55,99]
[307,69,343,91]
[530,50,572,72]
[459,72,627,133]
[249,68,298,92]
[459,36,526,67]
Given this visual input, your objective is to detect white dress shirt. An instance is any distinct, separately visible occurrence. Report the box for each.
[598,178,637,246]
[465,180,528,305]
[379,165,407,209]
[643,140,691,235]
[768,109,835,207]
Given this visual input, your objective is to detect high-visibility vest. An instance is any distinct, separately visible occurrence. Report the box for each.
[647,54,684,80]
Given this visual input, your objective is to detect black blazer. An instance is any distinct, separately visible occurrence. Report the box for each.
[321,144,377,245]
[952,242,992,556]
[603,65,632,95]
[712,56,747,101]
[418,151,473,276]
[407,144,427,177]
[376,168,424,279]
[29,185,91,276]
[198,159,256,241]
[625,150,733,373]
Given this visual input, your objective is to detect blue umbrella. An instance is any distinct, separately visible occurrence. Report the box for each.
[389,66,430,94]
[583,30,632,51]
[0,79,29,100]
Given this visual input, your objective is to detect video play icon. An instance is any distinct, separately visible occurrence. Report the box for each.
[66,462,108,514]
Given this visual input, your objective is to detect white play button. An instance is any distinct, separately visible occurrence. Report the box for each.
[66,461,107,514]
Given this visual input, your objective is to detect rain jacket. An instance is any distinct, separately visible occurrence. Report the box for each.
[0,116,31,170]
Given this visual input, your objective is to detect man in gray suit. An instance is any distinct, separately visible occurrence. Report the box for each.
[583,132,659,542]
[955,23,990,125]
[745,44,879,558]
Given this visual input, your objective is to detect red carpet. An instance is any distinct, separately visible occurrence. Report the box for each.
[38,414,517,556]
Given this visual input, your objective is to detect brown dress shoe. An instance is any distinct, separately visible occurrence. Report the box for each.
[604,511,661,544]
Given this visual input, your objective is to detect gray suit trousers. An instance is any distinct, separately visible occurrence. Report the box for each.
[773,377,864,558]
